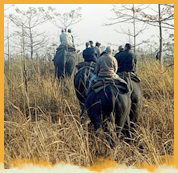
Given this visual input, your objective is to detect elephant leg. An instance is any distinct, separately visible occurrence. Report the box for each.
[122,116,133,142]
[115,95,131,137]
[66,58,75,77]
[130,96,142,128]
[93,114,102,130]
[57,61,65,81]
[88,108,102,131]
[130,82,143,129]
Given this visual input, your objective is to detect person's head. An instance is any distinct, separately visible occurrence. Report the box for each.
[89,40,93,46]
[68,29,71,33]
[105,46,113,55]
[95,42,101,47]
[125,43,132,50]
[118,45,124,52]
[85,42,90,48]
[61,29,64,33]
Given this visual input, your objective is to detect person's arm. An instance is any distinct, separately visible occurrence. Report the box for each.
[94,59,100,75]
[113,58,118,73]
[72,35,74,44]
[60,35,62,43]
[82,51,84,59]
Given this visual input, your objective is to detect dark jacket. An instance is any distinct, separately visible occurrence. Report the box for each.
[114,50,124,58]
[115,50,137,73]
[83,47,97,63]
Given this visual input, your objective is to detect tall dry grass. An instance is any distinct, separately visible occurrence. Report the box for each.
[4,56,174,169]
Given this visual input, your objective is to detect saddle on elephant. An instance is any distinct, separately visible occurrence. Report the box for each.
[56,44,76,53]
[88,76,129,95]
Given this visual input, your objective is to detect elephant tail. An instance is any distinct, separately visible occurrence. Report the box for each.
[104,85,117,113]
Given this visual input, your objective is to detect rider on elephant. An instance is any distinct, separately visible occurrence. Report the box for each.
[95,46,118,78]
[67,29,74,46]
[89,40,99,59]
[83,42,97,63]
[95,41,102,58]
[58,29,75,52]
[114,45,124,57]
[89,46,120,88]
[115,43,137,73]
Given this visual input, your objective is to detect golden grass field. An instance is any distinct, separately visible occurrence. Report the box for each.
[4,56,174,169]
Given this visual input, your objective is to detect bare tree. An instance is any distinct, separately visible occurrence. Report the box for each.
[4,19,12,70]
[136,4,174,66]
[48,6,82,46]
[106,4,149,53]
[8,6,52,59]
[49,6,82,29]
[158,4,163,66]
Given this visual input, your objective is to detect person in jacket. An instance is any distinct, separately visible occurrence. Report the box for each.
[83,42,97,63]
[68,29,74,46]
[95,46,118,78]
[95,42,101,58]
[114,45,124,59]
[60,29,68,45]
[89,40,98,58]
[89,46,118,87]
[115,43,137,73]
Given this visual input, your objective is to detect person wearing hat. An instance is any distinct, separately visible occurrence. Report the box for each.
[115,43,137,73]
[89,46,118,87]
[83,42,97,63]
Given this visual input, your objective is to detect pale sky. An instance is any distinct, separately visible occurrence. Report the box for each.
[4,4,173,53]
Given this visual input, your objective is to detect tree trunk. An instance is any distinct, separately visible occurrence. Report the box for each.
[30,28,33,59]
[158,4,164,67]
[133,4,136,53]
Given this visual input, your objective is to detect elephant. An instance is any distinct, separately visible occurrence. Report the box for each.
[85,77,131,137]
[53,45,77,80]
[74,61,95,116]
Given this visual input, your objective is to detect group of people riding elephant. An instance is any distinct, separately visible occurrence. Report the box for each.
[74,41,142,141]
[53,30,143,142]
[52,28,77,79]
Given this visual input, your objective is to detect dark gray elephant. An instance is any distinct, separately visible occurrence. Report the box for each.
[74,62,95,116]
[85,78,131,136]
[53,45,77,80]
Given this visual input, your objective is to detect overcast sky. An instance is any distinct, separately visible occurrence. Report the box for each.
[4,4,173,52]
